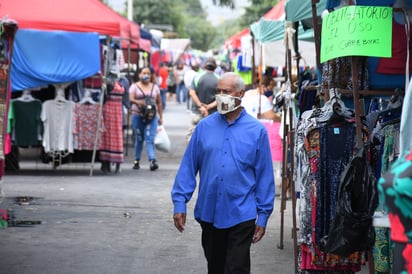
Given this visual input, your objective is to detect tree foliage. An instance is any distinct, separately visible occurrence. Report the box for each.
[132,0,216,51]
[204,0,281,46]
[240,0,279,28]
[132,0,180,28]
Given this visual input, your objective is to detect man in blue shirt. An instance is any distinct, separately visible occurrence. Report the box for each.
[171,72,275,274]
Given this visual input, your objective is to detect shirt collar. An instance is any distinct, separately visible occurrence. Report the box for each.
[219,108,246,126]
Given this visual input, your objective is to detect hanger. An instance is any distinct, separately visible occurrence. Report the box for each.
[307,93,333,121]
[376,89,404,121]
[315,88,354,123]
[55,88,66,103]
[53,83,72,103]
[17,90,35,102]
[386,89,404,110]
[79,89,96,105]
[53,87,66,103]
[53,82,73,103]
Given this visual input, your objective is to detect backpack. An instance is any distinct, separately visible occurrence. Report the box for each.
[137,85,157,121]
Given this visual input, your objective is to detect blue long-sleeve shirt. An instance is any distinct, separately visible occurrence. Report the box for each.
[171,109,275,229]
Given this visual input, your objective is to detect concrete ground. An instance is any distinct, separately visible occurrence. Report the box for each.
[0,103,370,274]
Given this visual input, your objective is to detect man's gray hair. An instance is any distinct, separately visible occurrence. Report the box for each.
[220,72,245,92]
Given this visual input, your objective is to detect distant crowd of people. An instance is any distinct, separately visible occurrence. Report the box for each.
[124,56,282,172]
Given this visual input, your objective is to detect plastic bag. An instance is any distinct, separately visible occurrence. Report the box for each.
[322,145,379,257]
[155,125,171,152]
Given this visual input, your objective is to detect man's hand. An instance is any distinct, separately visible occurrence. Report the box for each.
[173,213,186,233]
[252,225,266,243]
[199,105,209,117]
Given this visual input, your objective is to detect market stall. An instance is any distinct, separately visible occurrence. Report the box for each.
[290,0,412,273]
[0,0,137,173]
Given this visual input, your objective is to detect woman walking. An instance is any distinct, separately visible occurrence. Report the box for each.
[129,66,163,171]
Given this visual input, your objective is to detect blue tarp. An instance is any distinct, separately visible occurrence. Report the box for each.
[11,29,101,91]
[140,28,152,40]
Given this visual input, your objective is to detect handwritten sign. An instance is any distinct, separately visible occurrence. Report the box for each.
[321,6,392,63]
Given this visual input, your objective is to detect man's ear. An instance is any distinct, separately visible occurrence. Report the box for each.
[239,89,245,98]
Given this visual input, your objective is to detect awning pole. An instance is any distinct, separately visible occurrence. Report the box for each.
[90,36,112,176]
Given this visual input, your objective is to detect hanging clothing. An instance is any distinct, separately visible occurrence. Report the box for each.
[261,121,283,162]
[295,97,366,272]
[232,55,252,86]
[73,103,104,151]
[369,105,401,274]
[99,81,125,163]
[10,99,42,147]
[41,99,75,154]
[5,103,13,155]
[321,57,369,92]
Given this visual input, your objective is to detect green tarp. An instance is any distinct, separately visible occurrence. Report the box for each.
[250,19,314,43]
[285,0,327,22]
[250,19,284,43]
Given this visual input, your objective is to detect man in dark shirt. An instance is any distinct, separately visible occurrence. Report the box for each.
[186,57,220,142]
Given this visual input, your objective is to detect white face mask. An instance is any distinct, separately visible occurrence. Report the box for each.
[215,94,242,115]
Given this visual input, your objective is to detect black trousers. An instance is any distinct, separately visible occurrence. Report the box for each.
[199,219,255,274]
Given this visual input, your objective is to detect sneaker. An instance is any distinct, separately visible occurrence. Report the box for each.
[133,160,140,170]
[150,160,158,171]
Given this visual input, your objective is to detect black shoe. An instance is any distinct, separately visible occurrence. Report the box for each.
[101,161,110,174]
[115,163,121,173]
[133,160,140,170]
[150,160,158,171]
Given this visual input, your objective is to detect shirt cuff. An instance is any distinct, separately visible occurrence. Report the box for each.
[256,213,269,228]
[173,202,187,215]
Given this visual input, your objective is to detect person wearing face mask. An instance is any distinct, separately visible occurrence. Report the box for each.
[171,72,275,274]
[186,57,220,143]
[129,66,163,171]
[241,77,280,122]
[263,77,276,103]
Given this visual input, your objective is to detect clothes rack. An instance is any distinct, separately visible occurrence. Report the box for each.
[277,22,299,274]
[308,1,412,273]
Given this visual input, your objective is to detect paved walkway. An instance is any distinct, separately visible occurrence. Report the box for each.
[0,102,369,273]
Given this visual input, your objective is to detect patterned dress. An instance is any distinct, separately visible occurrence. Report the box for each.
[99,81,124,163]
[73,103,104,151]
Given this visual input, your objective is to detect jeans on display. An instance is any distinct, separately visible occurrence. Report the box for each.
[131,114,158,161]
[176,82,187,103]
